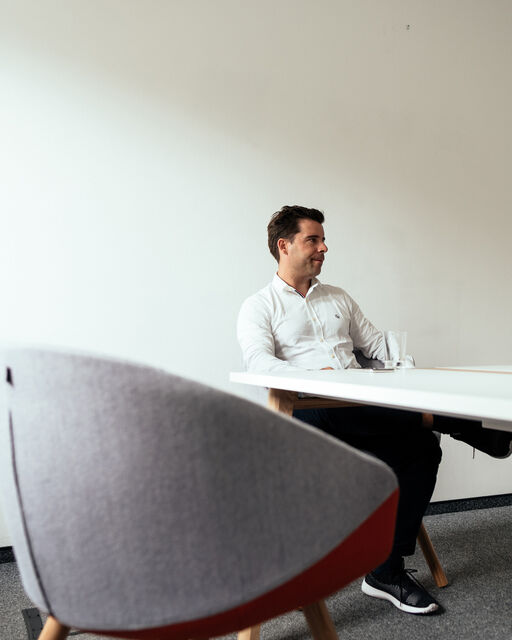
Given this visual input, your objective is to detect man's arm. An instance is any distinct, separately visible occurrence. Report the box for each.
[348,297,387,362]
[237,297,302,373]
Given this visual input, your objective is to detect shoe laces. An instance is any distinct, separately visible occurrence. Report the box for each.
[396,566,421,602]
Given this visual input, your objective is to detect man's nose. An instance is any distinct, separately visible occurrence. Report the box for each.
[320,242,328,253]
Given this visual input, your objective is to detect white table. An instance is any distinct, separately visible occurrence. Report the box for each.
[230,366,512,432]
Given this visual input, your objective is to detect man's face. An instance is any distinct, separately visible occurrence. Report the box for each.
[281,218,328,278]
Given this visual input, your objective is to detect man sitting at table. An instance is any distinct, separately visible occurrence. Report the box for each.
[237,205,511,616]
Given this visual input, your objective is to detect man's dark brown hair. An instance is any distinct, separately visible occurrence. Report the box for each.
[267,205,325,262]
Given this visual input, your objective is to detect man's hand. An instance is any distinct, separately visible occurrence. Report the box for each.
[321,367,334,370]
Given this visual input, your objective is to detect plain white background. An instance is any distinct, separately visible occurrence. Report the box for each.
[1,1,511,544]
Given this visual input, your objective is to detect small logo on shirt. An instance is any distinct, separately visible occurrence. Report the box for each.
[334,314,340,319]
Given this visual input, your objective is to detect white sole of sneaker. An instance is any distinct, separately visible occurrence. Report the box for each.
[361,578,439,615]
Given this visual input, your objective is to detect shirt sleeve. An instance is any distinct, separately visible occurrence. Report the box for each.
[347,295,387,362]
[237,296,302,373]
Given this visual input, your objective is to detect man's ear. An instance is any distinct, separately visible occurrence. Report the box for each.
[277,237,289,257]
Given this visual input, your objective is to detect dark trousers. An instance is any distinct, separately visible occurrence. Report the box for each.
[293,406,443,558]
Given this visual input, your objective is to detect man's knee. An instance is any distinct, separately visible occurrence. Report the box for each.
[417,430,443,468]
[395,429,442,473]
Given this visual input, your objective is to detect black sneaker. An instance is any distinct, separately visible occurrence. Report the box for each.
[450,429,512,459]
[362,567,439,614]
[433,416,512,459]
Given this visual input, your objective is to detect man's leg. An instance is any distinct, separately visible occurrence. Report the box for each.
[433,415,512,459]
[293,405,442,614]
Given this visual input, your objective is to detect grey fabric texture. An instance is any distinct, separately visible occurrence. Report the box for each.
[1,374,49,609]
[0,364,54,615]
[0,348,397,631]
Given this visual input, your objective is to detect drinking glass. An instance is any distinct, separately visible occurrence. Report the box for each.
[384,330,407,368]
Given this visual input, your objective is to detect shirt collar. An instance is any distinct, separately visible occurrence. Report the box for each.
[272,273,321,296]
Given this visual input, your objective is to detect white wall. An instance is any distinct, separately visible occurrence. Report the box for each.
[1,2,511,545]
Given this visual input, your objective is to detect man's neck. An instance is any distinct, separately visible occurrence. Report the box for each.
[277,270,312,297]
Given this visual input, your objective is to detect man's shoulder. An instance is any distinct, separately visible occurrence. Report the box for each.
[242,280,274,301]
[239,281,276,313]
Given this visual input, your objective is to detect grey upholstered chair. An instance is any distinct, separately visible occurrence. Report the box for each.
[0,348,399,640]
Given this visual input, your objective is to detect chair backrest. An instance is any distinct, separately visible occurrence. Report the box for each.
[0,348,397,632]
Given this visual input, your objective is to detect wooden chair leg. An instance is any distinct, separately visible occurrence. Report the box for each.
[267,388,296,415]
[237,624,261,640]
[419,413,449,586]
[39,616,71,640]
[302,600,338,640]
[417,522,448,587]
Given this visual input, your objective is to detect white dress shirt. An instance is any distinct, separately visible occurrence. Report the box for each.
[237,274,387,373]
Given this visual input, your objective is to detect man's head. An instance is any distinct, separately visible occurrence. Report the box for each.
[267,205,325,262]
[267,205,327,280]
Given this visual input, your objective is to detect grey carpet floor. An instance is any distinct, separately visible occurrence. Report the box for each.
[1,506,511,640]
